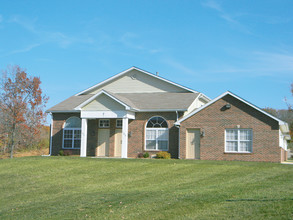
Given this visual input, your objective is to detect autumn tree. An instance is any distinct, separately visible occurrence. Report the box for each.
[0,65,48,158]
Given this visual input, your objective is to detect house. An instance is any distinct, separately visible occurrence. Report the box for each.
[47,67,290,162]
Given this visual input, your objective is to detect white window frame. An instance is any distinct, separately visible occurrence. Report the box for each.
[63,128,81,149]
[145,128,169,151]
[145,116,169,151]
[116,119,122,128]
[225,129,253,153]
[99,119,110,128]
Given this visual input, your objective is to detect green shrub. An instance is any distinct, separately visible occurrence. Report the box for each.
[156,151,171,159]
[137,152,144,158]
[143,152,149,158]
[58,150,64,156]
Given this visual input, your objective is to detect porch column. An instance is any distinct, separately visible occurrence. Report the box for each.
[121,117,128,158]
[80,118,88,157]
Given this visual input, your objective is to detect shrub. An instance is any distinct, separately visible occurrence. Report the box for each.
[58,150,64,156]
[156,151,171,159]
[143,152,149,158]
[137,152,144,158]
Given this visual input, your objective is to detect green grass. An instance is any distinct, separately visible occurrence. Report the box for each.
[0,157,293,219]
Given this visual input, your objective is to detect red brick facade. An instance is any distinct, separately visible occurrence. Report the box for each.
[51,112,179,158]
[179,94,283,162]
[128,112,179,158]
[51,113,81,156]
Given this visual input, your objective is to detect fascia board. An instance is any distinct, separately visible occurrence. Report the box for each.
[133,108,187,112]
[46,110,80,113]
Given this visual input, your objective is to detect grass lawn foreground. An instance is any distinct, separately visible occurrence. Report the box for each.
[0,157,293,219]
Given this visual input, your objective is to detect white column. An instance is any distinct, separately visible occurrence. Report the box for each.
[121,117,129,158]
[80,118,88,157]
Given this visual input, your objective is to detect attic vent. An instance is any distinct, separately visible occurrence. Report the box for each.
[130,74,137,80]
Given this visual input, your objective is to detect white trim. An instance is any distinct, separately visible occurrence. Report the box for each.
[224,128,253,153]
[175,91,288,128]
[80,119,88,157]
[145,128,169,151]
[121,117,128,158]
[145,116,169,151]
[81,110,135,119]
[75,90,131,110]
[62,128,81,149]
[134,108,188,112]
[49,113,53,156]
[46,110,80,113]
[75,66,199,96]
[99,119,110,128]
[199,93,211,102]
[116,119,122,128]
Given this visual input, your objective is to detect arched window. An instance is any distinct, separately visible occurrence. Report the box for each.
[63,117,81,149]
[145,116,169,151]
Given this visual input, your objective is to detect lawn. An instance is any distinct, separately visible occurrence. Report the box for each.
[0,157,292,219]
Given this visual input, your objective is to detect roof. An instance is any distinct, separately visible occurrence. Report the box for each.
[46,94,94,112]
[47,91,199,112]
[175,91,289,131]
[112,92,200,111]
[75,66,199,95]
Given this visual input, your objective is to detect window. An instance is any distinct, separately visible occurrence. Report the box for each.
[63,117,81,149]
[116,119,122,128]
[99,119,110,128]
[225,129,252,153]
[145,116,168,151]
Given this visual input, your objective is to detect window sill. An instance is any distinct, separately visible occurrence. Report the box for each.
[62,148,80,150]
[144,150,168,152]
[224,152,252,154]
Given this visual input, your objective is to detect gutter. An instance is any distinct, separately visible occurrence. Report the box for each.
[49,113,53,156]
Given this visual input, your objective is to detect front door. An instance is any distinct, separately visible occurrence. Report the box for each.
[186,129,200,159]
[114,129,122,157]
[97,129,110,157]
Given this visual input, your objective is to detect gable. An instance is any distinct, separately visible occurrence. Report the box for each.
[176,91,288,129]
[82,93,126,111]
[81,68,193,95]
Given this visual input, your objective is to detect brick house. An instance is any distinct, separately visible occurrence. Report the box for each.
[47,67,290,162]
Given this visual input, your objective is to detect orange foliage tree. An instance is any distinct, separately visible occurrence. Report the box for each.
[0,65,48,158]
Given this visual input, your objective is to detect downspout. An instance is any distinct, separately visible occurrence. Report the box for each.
[175,111,180,159]
[49,113,53,156]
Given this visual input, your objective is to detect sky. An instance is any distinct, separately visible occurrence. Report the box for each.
[0,0,292,121]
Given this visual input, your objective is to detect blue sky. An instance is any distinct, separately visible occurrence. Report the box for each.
[1,0,292,118]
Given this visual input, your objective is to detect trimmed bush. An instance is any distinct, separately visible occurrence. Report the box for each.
[137,152,144,158]
[143,152,149,158]
[156,151,171,159]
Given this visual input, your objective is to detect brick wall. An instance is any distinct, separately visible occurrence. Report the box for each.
[128,112,179,158]
[51,113,81,155]
[179,95,282,162]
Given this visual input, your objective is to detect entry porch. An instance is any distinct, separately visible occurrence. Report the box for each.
[80,110,135,158]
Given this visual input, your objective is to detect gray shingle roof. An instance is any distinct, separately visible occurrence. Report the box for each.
[46,94,94,112]
[112,92,199,110]
[46,92,199,112]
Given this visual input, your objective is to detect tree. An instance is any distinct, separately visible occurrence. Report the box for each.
[0,65,48,158]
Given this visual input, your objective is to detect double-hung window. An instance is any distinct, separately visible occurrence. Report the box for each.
[225,129,252,153]
[145,116,168,151]
[63,117,81,149]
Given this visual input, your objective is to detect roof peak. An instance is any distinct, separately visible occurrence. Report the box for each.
[75,66,200,96]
